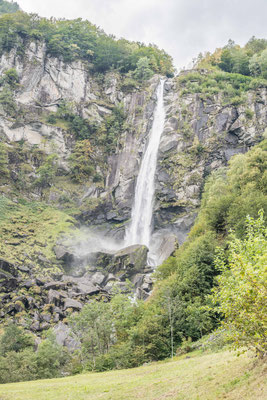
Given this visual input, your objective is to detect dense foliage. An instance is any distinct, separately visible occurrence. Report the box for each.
[191,139,267,237]
[0,11,174,76]
[0,9,266,381]
[66,139,267,367]
[0,324,69,383]
[0,142,9,182]
[153,142,265,316]
[0,0,19,15]
[196,37,267,79]
[69,292,146,371]
[212,212,267,357]
[0,67,20,117]
[177,69,267,105]
[0,140,266,382]
[130,139,267,362]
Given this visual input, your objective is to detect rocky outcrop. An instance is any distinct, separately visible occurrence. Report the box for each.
[0,266,108,330]
[1,43,267,332]
[150,75,267,241]
[0,41,161,227]
[84,72,267,244]
[62,243,151,295]
[1,44,266,238]
[0,243,152,331]
[53,322,80,350]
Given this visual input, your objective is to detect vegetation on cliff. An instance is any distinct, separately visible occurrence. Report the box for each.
[0,10,174,76]
[177,69,267,105]
[66,140,267,370]
[148,139,267,356]
[0,4,266,387]
[179,37,267,105]
[0,141,266,382]
[0,196,75,275]
[196,36,267,79]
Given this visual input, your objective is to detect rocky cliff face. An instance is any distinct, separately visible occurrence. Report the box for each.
[154,74,267,243]
[2,45,265,230]
[0,42,159,213]
[0,43,266,334]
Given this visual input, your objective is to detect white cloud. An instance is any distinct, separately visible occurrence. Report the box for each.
[17,0,267,69]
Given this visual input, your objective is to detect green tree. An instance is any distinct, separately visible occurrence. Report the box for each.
[3,67,19,87]
[0,326,69,384]
[0,0,19,15]
[69,292,144,370]
[69,300,114,368]
[219,48,235,73]
[249,54,262,76]
[0,142,10,181]
[0,349,37,384]
[0,323,34,356]
[257,48,267,79]
[134,57,154,81]
[110,290,143,342]
[69,139,94,182]
[245,36,267,55]
[219,47,250,75]
[34,153,58,192]
[35,332,68,379]
[231,49,250,75]
[212,211,267,356]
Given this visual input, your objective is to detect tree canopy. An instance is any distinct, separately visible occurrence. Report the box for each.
[196,36,267,79]
[0,0,19,15]
[0,11,174,76]
[212,211,267,357]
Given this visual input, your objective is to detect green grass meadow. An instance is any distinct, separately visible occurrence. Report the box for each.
[0,350,266,400]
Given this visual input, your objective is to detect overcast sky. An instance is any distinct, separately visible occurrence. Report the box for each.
[18,0,267,69]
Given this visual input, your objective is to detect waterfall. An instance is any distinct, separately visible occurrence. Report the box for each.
[125,79,166,249]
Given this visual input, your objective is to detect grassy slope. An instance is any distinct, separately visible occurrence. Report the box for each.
[0,196,75,274]
[0,350,266,400]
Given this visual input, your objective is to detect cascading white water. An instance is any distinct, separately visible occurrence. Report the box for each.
[125,79,166,249]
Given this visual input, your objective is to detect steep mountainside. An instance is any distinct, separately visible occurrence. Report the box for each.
[0,38,266,334]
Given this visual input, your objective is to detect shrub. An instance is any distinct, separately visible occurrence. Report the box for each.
[34,153,59,191]
[69,140,94,182]
[0,142,9,181]
[120,77,138,92]
[134,57,154,81]
[3,68,19,87]
[0,323,34,356]
[0,87,17,116]
[35,332,69,379]
[46,113,57,124]
[245,108,254,119]
[0,349,37,384]
[0,327,69,383]
[0,0,19,15]
[212,211,267,357]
